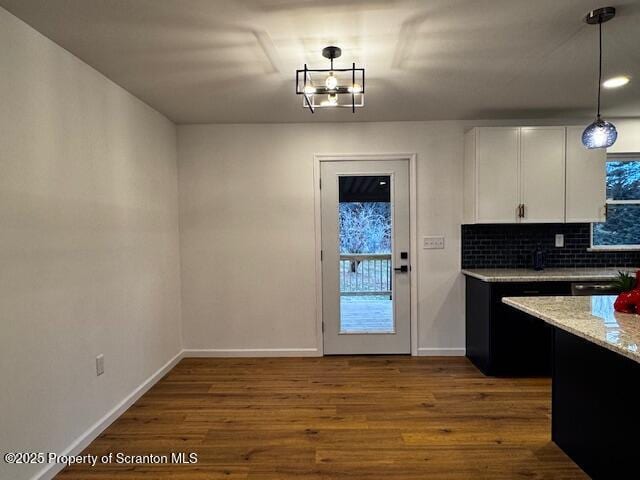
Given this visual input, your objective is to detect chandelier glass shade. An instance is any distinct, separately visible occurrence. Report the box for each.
[296,46,365,113]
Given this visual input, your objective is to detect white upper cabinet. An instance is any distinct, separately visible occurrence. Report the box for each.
[565,126,606,223]
[520,127,566,223]
[464,127,520,223]
[464,126,606,224]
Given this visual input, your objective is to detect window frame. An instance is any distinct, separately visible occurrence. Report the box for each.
[590,153,640,251]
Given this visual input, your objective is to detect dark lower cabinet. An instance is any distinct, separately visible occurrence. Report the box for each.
[552,328,639,479]
[465,276,570,376]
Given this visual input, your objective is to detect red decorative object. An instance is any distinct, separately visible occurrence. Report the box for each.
[614,271,640,313]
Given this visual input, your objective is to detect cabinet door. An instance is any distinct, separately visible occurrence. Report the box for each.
[520,127,566,223]
[565,126,606,222]
[476,128,520,223]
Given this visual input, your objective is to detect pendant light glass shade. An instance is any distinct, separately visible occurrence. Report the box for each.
[582,117,618,149]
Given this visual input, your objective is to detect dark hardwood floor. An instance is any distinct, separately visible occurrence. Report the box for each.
[56,356,587,479]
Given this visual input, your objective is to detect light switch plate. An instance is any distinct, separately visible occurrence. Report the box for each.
[555,234,564,248]
[423,236,445,249]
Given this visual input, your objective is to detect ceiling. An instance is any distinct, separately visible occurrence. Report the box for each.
[2,0,639,124]
[340,176,390,202]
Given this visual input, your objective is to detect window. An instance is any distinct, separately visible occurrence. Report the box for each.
[591,156,640,249]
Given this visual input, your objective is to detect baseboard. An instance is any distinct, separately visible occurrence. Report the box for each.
[183,348,321,357]
[184,348,460,357]
[417,347,466,356]
[34,350,184,480]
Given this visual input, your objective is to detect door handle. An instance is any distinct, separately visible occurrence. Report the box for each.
[394,265,409,273]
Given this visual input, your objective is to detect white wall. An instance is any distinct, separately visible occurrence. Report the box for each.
[177,118,640,357]
[178,122,466,356]
[0,9,182,480]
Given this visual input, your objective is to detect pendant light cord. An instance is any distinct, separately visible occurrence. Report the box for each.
[597,20,603,119]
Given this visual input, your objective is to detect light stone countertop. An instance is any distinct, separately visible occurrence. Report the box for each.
[503,295,640,364]
[462,268,637,283]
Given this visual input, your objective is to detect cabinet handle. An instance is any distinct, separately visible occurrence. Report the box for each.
[522,204,525,218]
[604,203,608,221]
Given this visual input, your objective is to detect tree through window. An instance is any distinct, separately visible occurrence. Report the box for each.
[592,158,640,248]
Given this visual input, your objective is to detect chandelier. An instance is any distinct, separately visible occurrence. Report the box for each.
[295,46,365,113]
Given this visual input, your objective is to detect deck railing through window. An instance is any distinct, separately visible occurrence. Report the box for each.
[339,254,392,296]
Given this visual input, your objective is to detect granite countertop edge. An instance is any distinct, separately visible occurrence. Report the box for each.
[461,268,636,283]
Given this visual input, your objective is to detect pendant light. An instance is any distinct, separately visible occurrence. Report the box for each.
[582,7,618,149]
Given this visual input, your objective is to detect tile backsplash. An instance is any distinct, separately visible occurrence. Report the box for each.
[461,223,640,269]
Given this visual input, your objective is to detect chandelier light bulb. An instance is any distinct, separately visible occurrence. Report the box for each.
[348,83,362,93]
[327,93,338,105]
[325,72,338,90]
[303,84,316,95]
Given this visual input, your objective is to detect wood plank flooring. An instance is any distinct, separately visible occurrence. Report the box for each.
[56,356,587,479]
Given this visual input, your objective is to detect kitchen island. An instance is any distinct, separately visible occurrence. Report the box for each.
[503,295,639,480]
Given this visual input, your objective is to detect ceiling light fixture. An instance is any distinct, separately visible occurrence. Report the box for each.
[582,6,618,150]
[603,75,630,89]
[296,46,365,113]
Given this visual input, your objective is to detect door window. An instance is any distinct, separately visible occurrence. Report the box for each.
[338,176,393,333]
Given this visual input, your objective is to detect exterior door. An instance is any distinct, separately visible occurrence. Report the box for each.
[321,160,411,354]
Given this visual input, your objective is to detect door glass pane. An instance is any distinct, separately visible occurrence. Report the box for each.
[338,175,393,333]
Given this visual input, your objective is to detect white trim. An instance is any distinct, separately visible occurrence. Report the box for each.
[313,153,419,356]
[183,348,321,357]
[34,350,184,480]
[313,157,324,356]
[408,156,419,356]
[417,347,466,356]
[605,200,640,205]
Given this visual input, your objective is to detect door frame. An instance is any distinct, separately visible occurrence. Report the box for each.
[313,153,419,356]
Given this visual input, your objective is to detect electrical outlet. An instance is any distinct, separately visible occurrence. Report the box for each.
[555,234,564,248]
[423,236,445,249]
[96,354,104,376]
